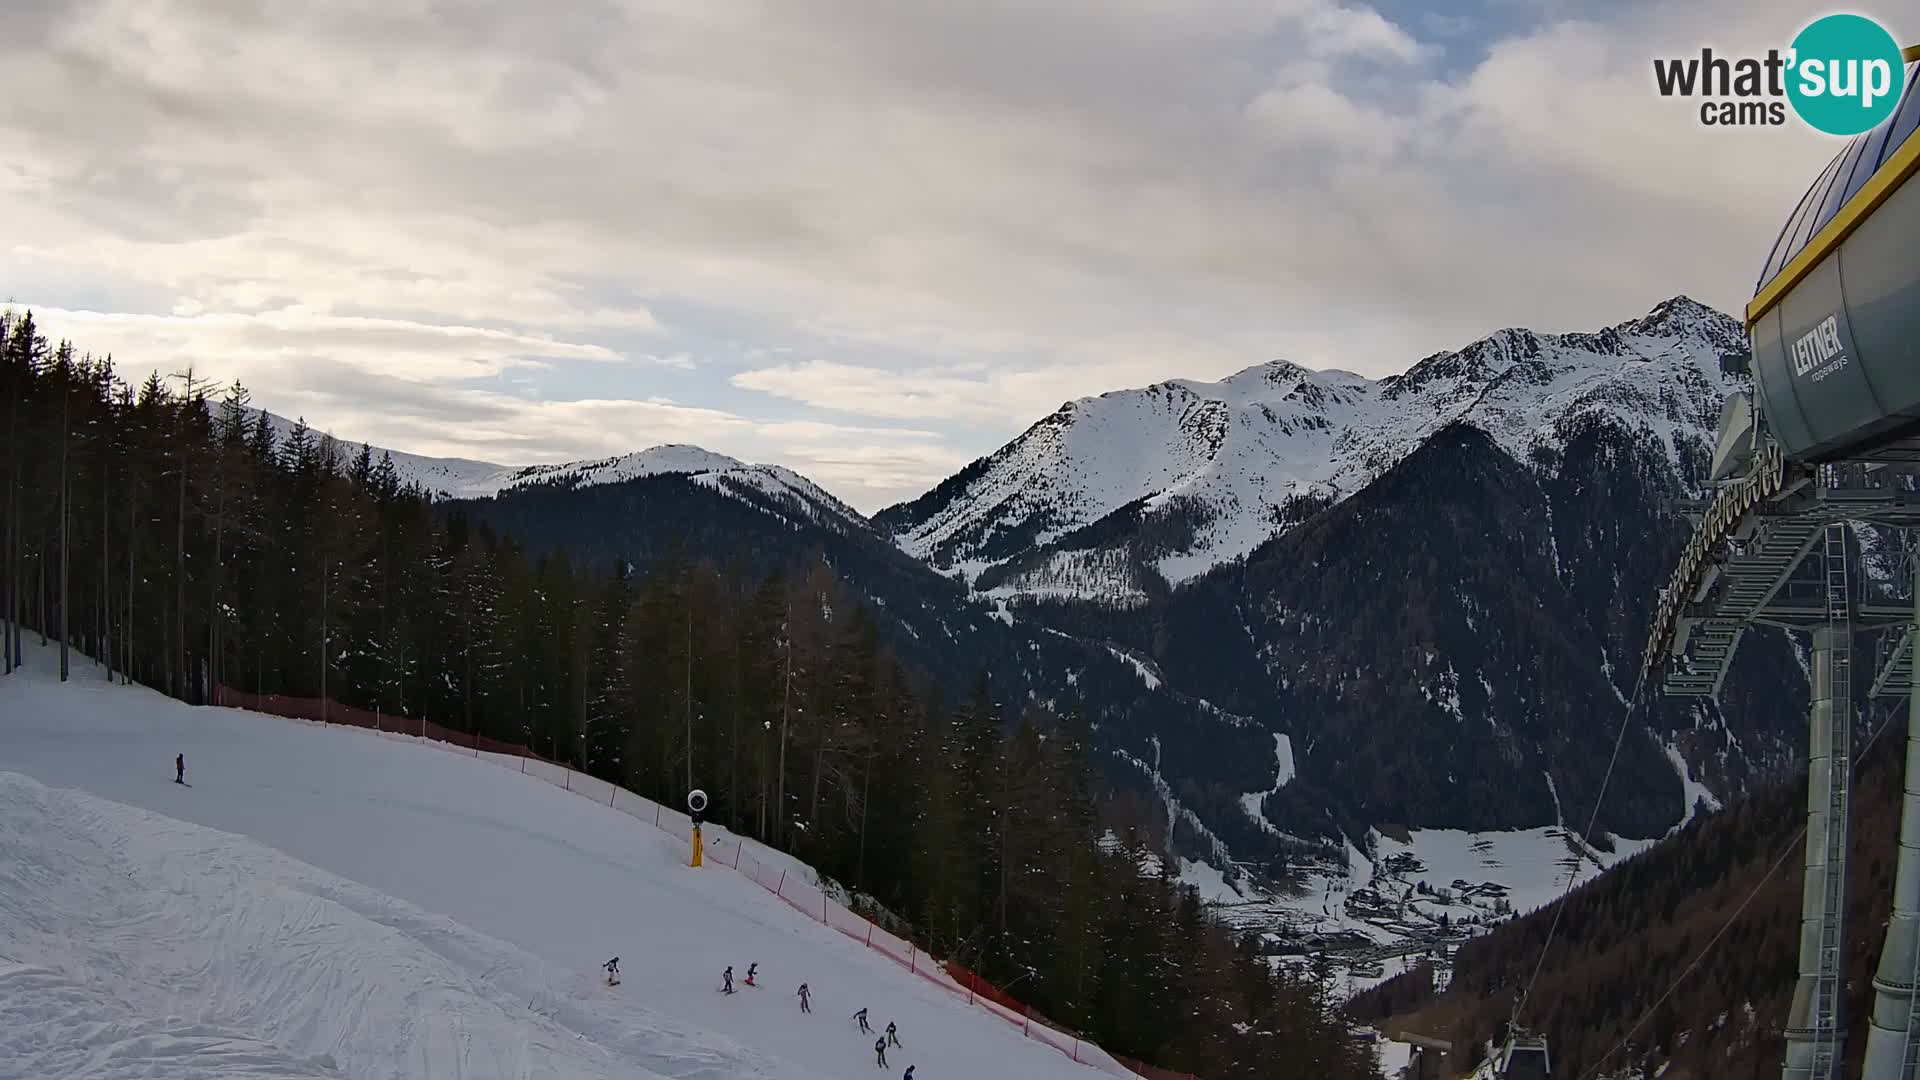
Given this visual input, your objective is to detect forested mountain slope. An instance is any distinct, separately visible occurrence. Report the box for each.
[1351,697,1909,1079]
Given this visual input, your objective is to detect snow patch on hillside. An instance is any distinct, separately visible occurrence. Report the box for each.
[1238,734,1296,836]
[1370,825,1652,918]
[1106,647,1163,690]
[1178,857,1246,904]
[1663,740,1724,831]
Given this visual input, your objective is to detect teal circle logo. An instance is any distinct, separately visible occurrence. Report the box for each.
[1786,14,1906,136]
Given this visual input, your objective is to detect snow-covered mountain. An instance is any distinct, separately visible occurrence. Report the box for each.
[250,298,1799,931]
[254,409,863,531]
[877,297,1748,604]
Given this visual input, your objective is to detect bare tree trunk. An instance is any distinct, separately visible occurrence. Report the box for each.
[101,456,112,682]
[857,751,872,893]
[776,598,791,845]
[126,479,135,686]
[729,639,741,832]
[175,451,186,699]
[2,392,12,676]
[2,414,12,677]
[208,457,226,697]
[58,381,69,681]
[810,745,822,829]
[171,366,201,702]
[685,597,694,794]
[320,554,328,715]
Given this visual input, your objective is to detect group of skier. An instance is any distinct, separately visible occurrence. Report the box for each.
[706,961,911,1073]
[854,1007,905,1070]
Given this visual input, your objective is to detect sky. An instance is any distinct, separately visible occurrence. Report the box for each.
[0,0,1904,511]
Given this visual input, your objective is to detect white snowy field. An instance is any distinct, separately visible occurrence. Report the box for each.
[0,643,1117,1080]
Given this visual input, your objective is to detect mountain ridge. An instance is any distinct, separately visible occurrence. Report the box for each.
[874,295,1747,604]
[242,296,1809,950]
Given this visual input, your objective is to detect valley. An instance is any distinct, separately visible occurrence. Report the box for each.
[247,296,1795,974]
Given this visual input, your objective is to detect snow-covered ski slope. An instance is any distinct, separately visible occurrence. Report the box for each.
[0,645,1121,1080]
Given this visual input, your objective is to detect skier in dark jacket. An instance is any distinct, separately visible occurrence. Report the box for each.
[903,1068,915,1080]
[797,982,811,1013]
[722,966,734,994]
[745,962,757,987]
[875,1037,888,1068]
[175,754,184,784]
[854,1006,872,1033]
[886,1021,900,1047]
[604,957,620,986]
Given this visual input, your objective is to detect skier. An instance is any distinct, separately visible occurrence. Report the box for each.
[886,1020,900,1048]
[875,1037,888,1069]
[854,1006,872,1034]
[722,966,735,994]
[175,753,184,785]
[745,962,757,987]
[903,1068,914,1080]
[603,957,620,986]
[797,982,811,1013]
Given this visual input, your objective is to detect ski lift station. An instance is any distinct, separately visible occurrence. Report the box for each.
[1636,47,1920,1080]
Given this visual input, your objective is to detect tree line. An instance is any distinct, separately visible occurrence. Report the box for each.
[0,310,1379,1080]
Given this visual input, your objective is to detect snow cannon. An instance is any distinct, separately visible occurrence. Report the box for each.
[1740,57,1920,467]
[687,789,707,868]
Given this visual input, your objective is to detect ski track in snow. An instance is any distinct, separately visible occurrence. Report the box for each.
[0,644,1115,1080]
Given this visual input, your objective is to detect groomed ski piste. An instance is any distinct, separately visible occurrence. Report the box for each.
[0,642,1127,1080]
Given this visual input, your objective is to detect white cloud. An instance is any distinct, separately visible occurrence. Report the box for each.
[0,0,1884,508]
[30,306,623,382]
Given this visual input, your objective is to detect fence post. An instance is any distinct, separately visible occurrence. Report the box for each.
[776,869,786,896]
[520,754,527,773]
[733,843,743,870]
[1072,1039,1080,1063]
[909,946,916,974]
[866,922,874,948]
[1022,1006,1031,1036]
[375,707,381,732]
[564,769,571,791]
[822,892,828,924]
[654,804,662,827]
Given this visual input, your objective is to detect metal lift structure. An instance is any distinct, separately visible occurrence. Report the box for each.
[1639,50,1920,1080]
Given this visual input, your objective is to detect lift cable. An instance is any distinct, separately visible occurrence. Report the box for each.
[1572,699,1902,1080]
[1513,666,1648,1032]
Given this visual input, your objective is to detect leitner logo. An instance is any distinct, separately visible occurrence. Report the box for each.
[1653,13,1906,135]
[1792,315,1848,381]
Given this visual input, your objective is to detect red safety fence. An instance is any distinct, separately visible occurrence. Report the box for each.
[211,687,562,764]
[208,685,1198,1080]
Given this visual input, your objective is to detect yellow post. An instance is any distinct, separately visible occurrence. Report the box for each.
[691,823,704,867]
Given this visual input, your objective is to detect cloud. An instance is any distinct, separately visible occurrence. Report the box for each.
[0,0,1885,508]
[29,306,624,382]
[18,303,960,511]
